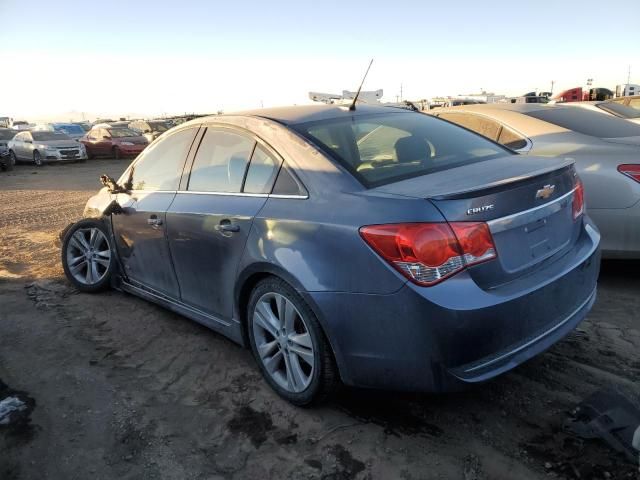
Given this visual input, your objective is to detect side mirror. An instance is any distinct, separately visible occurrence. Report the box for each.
[102,135,110,140]
[25,140,32,144]
[144,129,151,133]
[100,174,128,193]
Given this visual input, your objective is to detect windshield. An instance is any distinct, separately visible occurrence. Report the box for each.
[293,112,510,188]
[0,130,15,140]
[596,102,640,119]
[148,121,170,132]
[109,128,139,138]
[32,131,71,141]
[54,124,85,135]
[525,107,640,138]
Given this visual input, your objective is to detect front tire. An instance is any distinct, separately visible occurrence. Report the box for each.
[9,150,17,167]
[112,147,121,160]
[248,278,338,405]
[61,219,115,292]
[2,153,14,171]
[33,150,43,167]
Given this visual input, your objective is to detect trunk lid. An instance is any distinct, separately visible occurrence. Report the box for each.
[373,155,580,288]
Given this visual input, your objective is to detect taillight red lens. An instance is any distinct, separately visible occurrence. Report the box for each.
[618,164,640,183]
[572,179,585,220]
[360,222,496,286]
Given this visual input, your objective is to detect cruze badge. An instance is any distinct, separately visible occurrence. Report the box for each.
[536,184,556,200]
[466,204,494,215]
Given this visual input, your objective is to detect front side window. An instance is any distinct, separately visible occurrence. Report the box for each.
[294,112,509,187]
[187,129,255,193]
[129,127,197,191]
[629,98,640,110]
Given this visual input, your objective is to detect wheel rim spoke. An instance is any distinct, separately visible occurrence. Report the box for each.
[73,231,90,251]
[263,350,283,374]
[255,301,280,337]
[258,339,279,359]
[289,343,314,367]
[69,259,87,275]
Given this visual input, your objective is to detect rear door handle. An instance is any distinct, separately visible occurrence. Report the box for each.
[147,215,163,227]
[216,219,240,233]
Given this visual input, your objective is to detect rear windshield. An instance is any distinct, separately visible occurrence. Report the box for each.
[32,132,70,141]
[524,107,640,138]
[148,121,170,132]
[109,128,139,138]
[596,102,640,119]
[293,112,509,187]
[54,124,85,135]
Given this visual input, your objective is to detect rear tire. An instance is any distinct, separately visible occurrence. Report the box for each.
[61,219,115,293]
[2,153,14,171]
[9,150,17,167]
[247,277,338,405]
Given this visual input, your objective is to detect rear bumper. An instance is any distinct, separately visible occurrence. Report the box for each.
[306,219,601,392]
[588,200,640,259]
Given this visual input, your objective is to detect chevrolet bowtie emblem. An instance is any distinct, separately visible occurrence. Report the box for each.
[536,184,555,200]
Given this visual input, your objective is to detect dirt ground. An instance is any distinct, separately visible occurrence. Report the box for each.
[0,159,638,480]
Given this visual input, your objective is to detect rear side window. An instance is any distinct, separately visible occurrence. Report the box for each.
[130,127,197,191]
[497,128,528,150]
[294,112,509,187]
[525,108,640,138]
[437,113,501,140]
[187,129,255,193]
[629,98,640,110]
[243,145,281,194]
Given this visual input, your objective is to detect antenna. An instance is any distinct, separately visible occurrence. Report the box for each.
[349,59,374,111]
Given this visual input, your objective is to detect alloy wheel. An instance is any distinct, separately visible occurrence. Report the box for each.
[33,151,42,166]
[65,227,111,285]
[252,292,315,393]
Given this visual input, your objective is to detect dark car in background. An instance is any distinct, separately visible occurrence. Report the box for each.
[129,119,173,143]
[81,127,148,159]
[61,105,600,405]
[0,128,16,170]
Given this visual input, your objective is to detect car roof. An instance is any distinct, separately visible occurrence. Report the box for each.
[197,104,410,126]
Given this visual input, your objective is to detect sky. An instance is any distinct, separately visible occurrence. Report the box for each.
[0,0,638,121]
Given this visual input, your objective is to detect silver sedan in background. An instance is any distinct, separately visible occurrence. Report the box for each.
[430,103,640,258]
[8,130,88,166]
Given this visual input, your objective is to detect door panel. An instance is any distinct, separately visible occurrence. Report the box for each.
[112,191,181,297]
[166,194,266,320]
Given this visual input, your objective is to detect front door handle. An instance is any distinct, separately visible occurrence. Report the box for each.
[147,215,163,227]
[216,219,240,233]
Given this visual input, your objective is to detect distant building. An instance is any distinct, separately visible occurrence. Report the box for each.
[616,84,640,97]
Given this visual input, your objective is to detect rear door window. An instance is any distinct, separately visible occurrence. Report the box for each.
[187,128,255,193]
[437,113,501,141]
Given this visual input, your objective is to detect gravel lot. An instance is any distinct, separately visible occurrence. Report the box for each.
[0,160,639,480]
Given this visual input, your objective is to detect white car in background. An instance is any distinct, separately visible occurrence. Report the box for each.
[8,130,87,166]
[430,103,640,258]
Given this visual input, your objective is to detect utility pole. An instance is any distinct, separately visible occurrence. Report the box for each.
[628,65,631,86]
[400,83,403,102]
[550,80,555,95]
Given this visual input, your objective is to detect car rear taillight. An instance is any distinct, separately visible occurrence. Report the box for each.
[359,222,496,286]
[572,179,585,220]
[618,164,640,183]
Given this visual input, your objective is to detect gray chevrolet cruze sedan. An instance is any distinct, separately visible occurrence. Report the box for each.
[61,105,600,405]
